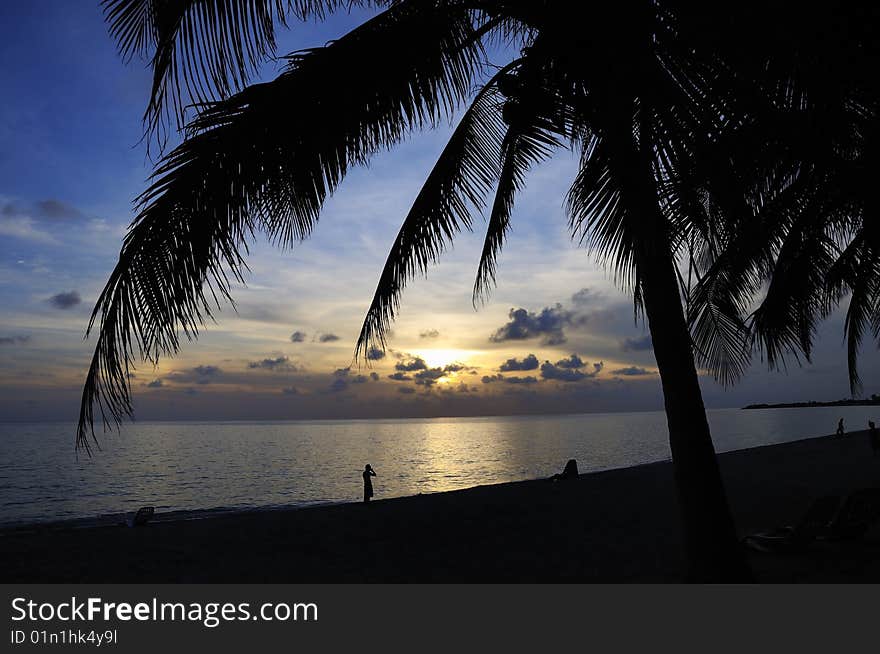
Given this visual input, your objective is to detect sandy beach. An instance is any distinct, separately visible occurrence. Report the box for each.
[2,430,879,583]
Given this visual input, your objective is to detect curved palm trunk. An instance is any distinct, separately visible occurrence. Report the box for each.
[640,247,752,581]
[621,113,753,581]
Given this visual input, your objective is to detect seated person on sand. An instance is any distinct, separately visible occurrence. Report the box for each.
[550,459,579,481]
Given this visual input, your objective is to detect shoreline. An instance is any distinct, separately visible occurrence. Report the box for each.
[3,430,879,582]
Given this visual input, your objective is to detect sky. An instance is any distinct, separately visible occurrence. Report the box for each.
[0,1,876,424]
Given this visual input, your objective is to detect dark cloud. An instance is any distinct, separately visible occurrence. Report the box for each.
[388,372,412,381]
[443,363,467,373]
[541,358,603,382]
[370,372,380,381]
[489,304,572,346]
[183,387,199,396]
[621,335,653,352]
[0,335,30,345]
[147,379,164,388]
[419,329,440,339]
[398,386,416,395]
[352,374,370,384]
[611,366,654,376]
[570,288,600,306]
[554,354,585,369]
[366,348,386,361]
[504,376,538,385]
[34,199,83,220]
[329,378,348,393]
[290,331,307,343]
[482,373,537,385]
[396,357,428,372]
[414,368,446,386]
[318,333,340,343]
[333,367,350,377]
[499,354,539,372]
[248,356,296,371]
[192,365,221,383]
[48,291,81,310]
[281,386,300,395]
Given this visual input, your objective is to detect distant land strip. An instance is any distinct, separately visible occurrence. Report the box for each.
[743,397,880,410]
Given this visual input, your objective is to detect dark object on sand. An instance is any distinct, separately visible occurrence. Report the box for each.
[126,506,155,528]
[869,421,879,456]
[819,488,880,541]
[550,459,579,481]
[743,495,840,553]
[363,464,376,503]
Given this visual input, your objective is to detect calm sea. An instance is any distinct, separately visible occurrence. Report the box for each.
[1,406,877,527]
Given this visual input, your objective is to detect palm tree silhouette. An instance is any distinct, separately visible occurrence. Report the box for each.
[81,1,877,580]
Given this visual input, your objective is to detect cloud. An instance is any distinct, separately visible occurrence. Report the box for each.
[329,378,348,393]
[369,372,380,381]
[0,335,30,345]
[499,354,539,372]
[443,363,467,373]
[281,386,300,395]
[541,357,603,382]
[396,357,428,372]
[388,372,412,381]
[489,304,572,346]
[366,348,386,361]
[611,366,654,376]
[482,373,537,385]
[333,367,350,377]
[554,354,585,369]
[318,333,340,343]
[414,368,446,386]
[147,379,164,388]
[570,287,600,306]
[34,199,84,220]
[398,386,416,395]
[248,356,296,371]
[504,376,538,385]
[192,365,221,379]
[290,331,307,343]
[48,291,81,310]
[352,374,370,384]
[419,329,440,339]
[621,335,653,352]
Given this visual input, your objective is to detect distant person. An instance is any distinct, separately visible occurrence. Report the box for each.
[550,459,579,481]
[869,421,879,457]
[363,464,377,503]
[836,418,845,438]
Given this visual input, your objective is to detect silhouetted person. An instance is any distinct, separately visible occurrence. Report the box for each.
[836,418,845,438]
[363,464,376,503]
[869,421,879,457]
[550,459,579,481]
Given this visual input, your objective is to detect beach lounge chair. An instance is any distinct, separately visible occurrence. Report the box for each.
[743,495,840,553]
[126,506,155,528]
[819,488,880,541]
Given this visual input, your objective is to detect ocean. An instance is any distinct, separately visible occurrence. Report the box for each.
[1,406,877,527]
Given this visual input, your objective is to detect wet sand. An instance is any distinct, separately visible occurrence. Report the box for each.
[2,430,879,582]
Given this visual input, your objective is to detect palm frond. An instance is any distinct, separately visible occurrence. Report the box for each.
[102,0,377,145]
[354,66,518,358]
[472,113,558,303]
[79,1,490,451]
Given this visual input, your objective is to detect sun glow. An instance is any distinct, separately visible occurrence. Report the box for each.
[416,349,479,370]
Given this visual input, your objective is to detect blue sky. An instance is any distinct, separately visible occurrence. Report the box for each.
[0,1,876,424]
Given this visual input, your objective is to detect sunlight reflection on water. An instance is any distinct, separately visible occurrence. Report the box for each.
[1,406,877,525]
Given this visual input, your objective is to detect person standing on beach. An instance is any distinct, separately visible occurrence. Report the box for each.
[836,418,845,438]
[363,464,377,503]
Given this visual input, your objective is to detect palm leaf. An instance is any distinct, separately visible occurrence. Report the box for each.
[79,1,491,451]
